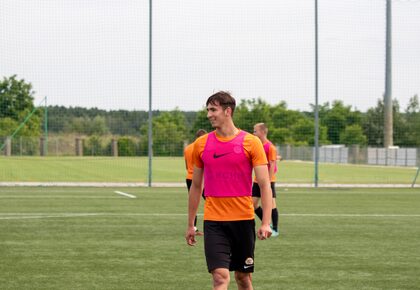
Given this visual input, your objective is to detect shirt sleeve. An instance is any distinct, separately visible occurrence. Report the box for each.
[244,134,268,167]
[192,134,208,169]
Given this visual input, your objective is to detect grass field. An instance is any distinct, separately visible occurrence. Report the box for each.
[1,187,420,289]
[0,156,419,185]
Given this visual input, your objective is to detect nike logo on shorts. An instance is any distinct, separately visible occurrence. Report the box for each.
[243,265,253,269]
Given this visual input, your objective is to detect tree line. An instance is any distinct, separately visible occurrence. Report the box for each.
[1,76,420,156]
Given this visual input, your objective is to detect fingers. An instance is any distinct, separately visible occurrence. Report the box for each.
[185,231,197,246]
[257,229,272,240]
[187,236,196,246]
[187,235,197,246]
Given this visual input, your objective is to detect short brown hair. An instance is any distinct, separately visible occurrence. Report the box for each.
[195,129,207,138]
[206,91,236,115]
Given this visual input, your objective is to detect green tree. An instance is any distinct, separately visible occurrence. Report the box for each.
[362,99,406,146]
[117,136,138,156]
[84,135,104,156]
[339,124,367,145]
[291,118,329,146]
[270,127,292,145]
[269,102,309,145]
[0,75,42,137]
[89,116,109,135]
[65,116,109,135]
[403,95,420,146]
[141,109,187,156]
[0,118,19,137]
[315,101,362,144]
[270,102,304,128]
[234,99,272,132]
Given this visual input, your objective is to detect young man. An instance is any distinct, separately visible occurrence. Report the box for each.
[185,91,272,290]
[252,123,279,237]
[184,129,207,235]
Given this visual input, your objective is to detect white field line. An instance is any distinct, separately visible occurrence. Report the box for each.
[0,182,418,188]
[0,196,120,199]
[281,213,420,217]
[0,213,102,220]
[1,213,420,220]
[114,191,136,198]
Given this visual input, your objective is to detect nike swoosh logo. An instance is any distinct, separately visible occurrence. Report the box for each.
[243,265,253,269]
[213,152,232,159]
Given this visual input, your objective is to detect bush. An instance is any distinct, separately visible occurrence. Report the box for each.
[118,136,137,156]
[84,135,104,156]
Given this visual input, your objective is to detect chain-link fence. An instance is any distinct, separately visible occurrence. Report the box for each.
[1,0,419,185]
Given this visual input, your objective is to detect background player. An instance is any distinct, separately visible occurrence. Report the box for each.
[252,122,280,237]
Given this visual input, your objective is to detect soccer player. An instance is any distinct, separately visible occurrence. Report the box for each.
[185,91,272,290]
[252,123,280,237]
[184,128,207,235]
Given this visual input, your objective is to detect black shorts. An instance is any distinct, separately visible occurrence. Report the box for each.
[204,220,256,273]
[252,182,276,198]
[186,179,205,199]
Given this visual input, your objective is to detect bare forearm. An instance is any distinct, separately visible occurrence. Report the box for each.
[269,161,276,181]
[188,185,201,227]
[260,182,272,225]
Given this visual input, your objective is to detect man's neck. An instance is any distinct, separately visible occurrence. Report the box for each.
[260,136,268,144]
[215,122,238,138]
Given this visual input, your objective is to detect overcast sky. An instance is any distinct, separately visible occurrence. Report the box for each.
[1,0,419,112]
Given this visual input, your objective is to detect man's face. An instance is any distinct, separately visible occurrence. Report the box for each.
[253,126,264,139]
[207,102,228,128]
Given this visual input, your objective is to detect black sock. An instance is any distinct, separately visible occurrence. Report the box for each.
[254,206,263,221]
[194,216,197,228]
[272,208,278,231]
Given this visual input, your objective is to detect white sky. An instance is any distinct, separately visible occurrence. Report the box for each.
[0,0,419,112]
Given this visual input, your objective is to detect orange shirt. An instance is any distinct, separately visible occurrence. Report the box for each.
[184,142,195,179]
[254,140,278,182]
[192,130,268,221]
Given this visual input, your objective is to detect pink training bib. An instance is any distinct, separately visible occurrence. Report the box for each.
[263,141,278,173]
[202,131,252,197]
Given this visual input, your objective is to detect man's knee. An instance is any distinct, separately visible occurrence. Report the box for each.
[212,268,230,288]
[235,271,252,288]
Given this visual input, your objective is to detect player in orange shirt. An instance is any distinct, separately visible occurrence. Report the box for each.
[185,91,272,290]
[252,123,280,237]
[184,129,207,235]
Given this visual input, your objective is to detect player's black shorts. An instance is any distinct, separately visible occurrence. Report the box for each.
[204,220,255,273]
[186,179,205,199]
[252,182,276,198]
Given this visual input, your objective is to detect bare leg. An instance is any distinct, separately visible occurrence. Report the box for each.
[234,271,253,290]
[211,268,230,290]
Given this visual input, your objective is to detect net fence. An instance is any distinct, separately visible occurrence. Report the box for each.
[0,0,419,185]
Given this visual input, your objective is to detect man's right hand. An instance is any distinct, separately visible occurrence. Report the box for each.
[185,226,197,246]
[257,224,272,240]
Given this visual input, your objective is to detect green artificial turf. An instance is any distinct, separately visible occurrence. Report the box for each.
[0,157,418,185]
[1,187,419,289]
